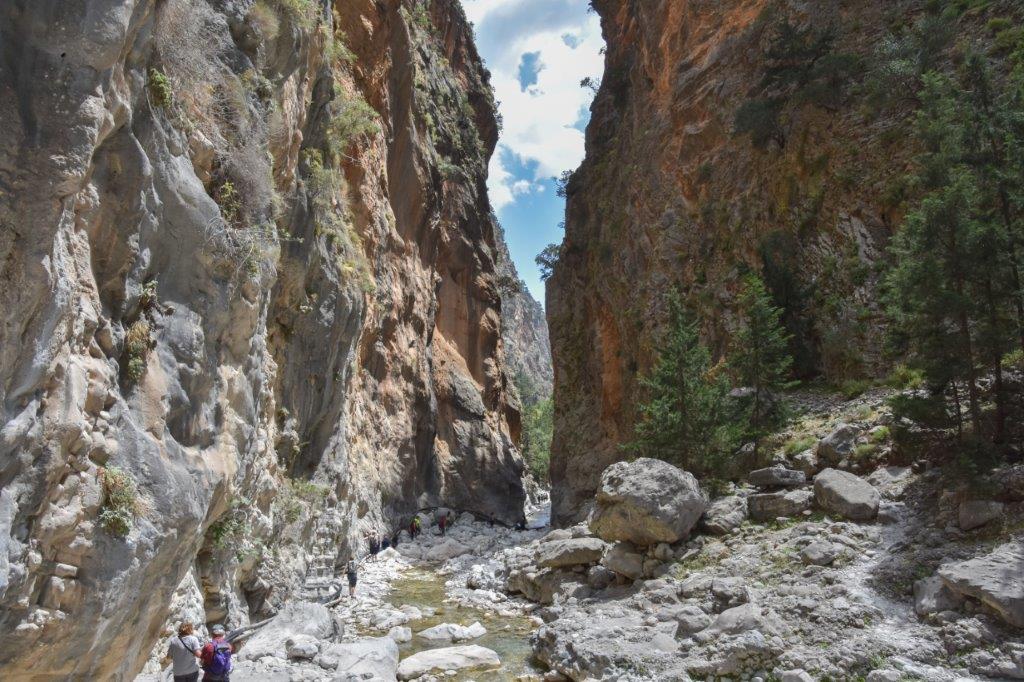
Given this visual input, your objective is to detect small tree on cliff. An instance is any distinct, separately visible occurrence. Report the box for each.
[625,293,736,474]
[729,274,794,440]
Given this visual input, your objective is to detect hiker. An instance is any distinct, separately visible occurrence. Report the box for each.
[514,518,526,531]
[438,511,448,536]
[199,624,233,682]
[167,621,202,682]
[368,531,380,558]
[381,534,391,551]
[346,557,358,597]
[410,515,421,539]
[391,530,400,548]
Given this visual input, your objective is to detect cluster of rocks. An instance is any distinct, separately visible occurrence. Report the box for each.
[432,395,1024,681]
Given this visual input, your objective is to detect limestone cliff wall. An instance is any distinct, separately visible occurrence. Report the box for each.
[495,223,553,403]
[0,0,523,677]
[546,0,998,524]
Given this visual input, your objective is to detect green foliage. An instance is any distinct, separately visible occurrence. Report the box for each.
[271,0,318,31]
[554,170,575,198]
[783,434,817,455]
[326,92,379,158]
[759,231,818,377]
[148,68,173,108]
[124,320,151,385]
[303,150,375,292]
[324,28,356,66]
[521,397,554,482]
[536,243,561,280]
[735,18,858,147]
[208,499,252,550]
[863,12,954,112]
[410,1,433,32]
[887,364,925,389]
[513,372,553,482]
[625,293,738,475]
[885,57,1023,443]
[213,179,243,226]
[870,426,891,443]
[99,467,146,538]
[734,97,785,149]
[277,479,330,524]
[837,378,873,399]
[889,391,951,429]
[730,274,794,439]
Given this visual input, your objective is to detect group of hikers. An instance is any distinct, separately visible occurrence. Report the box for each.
[166,621,234,682]
[347,510,457,597]
[165,508,529,679]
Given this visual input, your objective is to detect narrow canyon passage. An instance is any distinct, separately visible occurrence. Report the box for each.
[4,0,1024,680]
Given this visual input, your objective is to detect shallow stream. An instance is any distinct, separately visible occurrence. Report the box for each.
[380,568,540,680]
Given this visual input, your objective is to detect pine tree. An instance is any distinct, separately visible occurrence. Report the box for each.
[886,70,1015,440]
[625,293,736,475]
[730,274,793,439]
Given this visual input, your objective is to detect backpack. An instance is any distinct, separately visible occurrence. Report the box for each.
[202,639,232,677]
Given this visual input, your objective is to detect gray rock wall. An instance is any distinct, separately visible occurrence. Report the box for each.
[0,0,524,677]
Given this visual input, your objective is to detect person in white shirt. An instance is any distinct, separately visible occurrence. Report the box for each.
[166,621,202,682]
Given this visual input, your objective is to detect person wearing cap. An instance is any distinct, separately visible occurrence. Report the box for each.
[166,621,201,682]
[199,624,233,681]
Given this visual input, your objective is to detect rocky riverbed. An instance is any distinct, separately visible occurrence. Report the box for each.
[139,392,1024,681]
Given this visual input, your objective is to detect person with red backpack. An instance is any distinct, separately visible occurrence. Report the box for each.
[200,624,233,681]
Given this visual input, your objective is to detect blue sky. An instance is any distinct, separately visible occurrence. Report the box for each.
[462,0,604,304]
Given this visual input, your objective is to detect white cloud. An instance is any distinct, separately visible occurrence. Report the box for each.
[488,151,515,211]
[464,0,604,208]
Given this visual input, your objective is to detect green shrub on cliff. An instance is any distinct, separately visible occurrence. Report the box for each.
[326,92,379,158]
[148,68,173,108]
[99,467,148,538]
[735,18,858,148]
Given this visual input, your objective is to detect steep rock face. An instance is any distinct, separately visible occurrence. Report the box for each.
[546,0,971,524]
[494,223,553,401]
[0,0,522,678]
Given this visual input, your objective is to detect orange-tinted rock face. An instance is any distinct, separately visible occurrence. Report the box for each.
[0,0,523,677]
[547,0,952,524]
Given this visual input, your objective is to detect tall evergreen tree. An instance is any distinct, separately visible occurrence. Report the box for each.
[886,71,1015,440]
[730,274,794,439]
[625,293,736,474]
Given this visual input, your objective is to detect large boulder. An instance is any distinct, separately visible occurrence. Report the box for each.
[601,542,644,580]
[817,423,859,464]
[396,645,500,680]
[748,466,806,488]
[958,500,1004,531]
[747,489,813,521]
[535,537,608,568]
[813,468,879,521]
[424,538,471,562]
[321,638,399,680]
[913,575,964,616]
[939,541,1024,628]
[588,458,707,546]
[701,495,748,535]
[507,568,588,605]
[416,622,487,642]
[238,602,335,660]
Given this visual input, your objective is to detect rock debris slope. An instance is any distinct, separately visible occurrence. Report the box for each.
[0,0,528,678]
